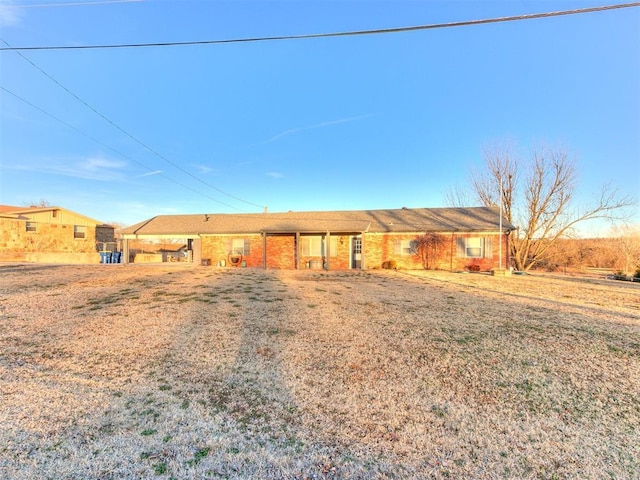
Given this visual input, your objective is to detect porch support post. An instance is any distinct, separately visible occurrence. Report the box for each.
[263,232,267,270]
[123,238,130,265]
[295,232,300,270]
[192,237,202,265]
[326,231,331,270]
[450,232,455,272]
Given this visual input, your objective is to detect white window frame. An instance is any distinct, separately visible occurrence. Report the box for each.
[300,236,337,257]
[394,239,418,256]
[231,238,245,255]
[353,238,362,254]
[226,238,251,256]
[465,237,483,258]
[301,236,322,256]
[457,236,492,258]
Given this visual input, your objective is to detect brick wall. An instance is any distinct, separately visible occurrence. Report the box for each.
[265,235,295,269]
[364,232,509,271]
[298,235,352,270]
[364,233,423,270]
[201,234,265,268]
[450,232,509,272]
[198,231,509,271]
[201,233,353,269]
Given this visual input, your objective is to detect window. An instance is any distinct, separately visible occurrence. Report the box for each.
[26,222,37,233]
[353,238,362,254]
[74,225,86,239]
[466,237,483,257]
[300,236,337,257]
[301,236,321,256]
[394,239,418,256]
[456,237,493,258]
[228,238,250,256]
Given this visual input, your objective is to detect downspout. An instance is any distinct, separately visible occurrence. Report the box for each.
[506,229,512,270]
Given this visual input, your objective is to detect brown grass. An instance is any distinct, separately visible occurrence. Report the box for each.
[0,264,638,479]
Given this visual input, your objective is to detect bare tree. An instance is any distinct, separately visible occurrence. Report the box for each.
[107,222,128,231]
[611,224,640,276]
[23,199,52,208]
[448,143,636,271]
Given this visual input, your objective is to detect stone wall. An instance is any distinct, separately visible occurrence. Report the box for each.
[133,253,164,263]
[24,252,102,264]
[0,217,104,263]
[96,225,116,244]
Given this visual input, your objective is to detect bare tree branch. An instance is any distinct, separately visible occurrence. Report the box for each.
[453,142,637,271]
[444,185,472,208]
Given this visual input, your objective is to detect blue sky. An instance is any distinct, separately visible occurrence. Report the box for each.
[0,0,638,234]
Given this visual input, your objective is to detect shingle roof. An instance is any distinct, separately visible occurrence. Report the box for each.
[0,204,57,213]
[0,205,111,226]
[0,205,27,213]
[121,207,515,236]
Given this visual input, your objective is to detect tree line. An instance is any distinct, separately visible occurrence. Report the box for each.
[531,228,640,276]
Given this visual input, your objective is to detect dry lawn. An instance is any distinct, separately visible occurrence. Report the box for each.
[0,264,638,479]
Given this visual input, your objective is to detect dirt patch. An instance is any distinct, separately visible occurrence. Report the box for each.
[0,264,638,479]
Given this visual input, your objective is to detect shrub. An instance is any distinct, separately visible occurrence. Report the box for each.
[609,271,631,281]
[381,260,397,270]
[466,264,481,272]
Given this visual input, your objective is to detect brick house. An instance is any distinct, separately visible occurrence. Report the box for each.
[120,207,515,271]
[0,205,115,263]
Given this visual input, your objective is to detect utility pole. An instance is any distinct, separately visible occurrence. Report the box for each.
[499,175,503,271]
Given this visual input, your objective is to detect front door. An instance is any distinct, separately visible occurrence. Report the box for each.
[351,236,362,269]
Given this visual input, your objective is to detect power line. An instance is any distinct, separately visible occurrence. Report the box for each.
[1,2,638,51]
[6,0,144,8]
[0,85,244,210]
[1,40,265,210]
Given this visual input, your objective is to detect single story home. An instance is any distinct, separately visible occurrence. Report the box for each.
[0,205,115,264]
[120,206,515,271]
